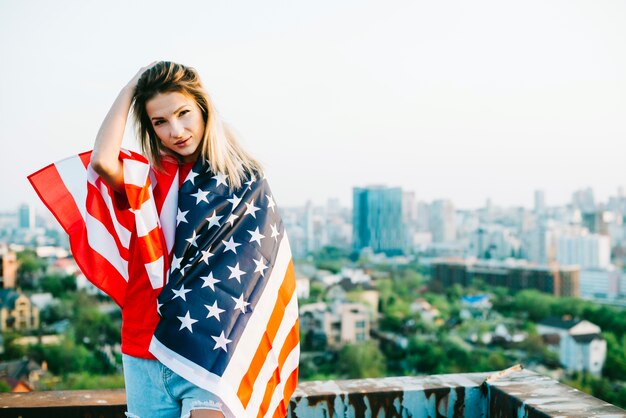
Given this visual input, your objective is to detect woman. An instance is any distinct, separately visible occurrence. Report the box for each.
[30,62,299,418]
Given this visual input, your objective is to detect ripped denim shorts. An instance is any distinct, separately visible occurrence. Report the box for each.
[122,354,224,418]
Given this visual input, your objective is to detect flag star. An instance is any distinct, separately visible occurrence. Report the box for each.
[201,272,220,291]
[157,302,163,316]
[185,169,199,185]
[212,172,228,188]
[177,311,198,332]
[205,301,225,321]
[199,248,214,265]
[244,200,261,218]
[227,262,246,283]
[176,209,189,226]
[191,188,210,204]
[206,211,223,229]
[172,284,192,301]
[211,331,232,352]
[244,174,256,188]
[227,194,242,209]
[232,294,250,314]
[266,194,276,212]
[171,255,183,271]
[270,223,280,241]
[253,257,268,276]
[186,230,200,247]
[247,227,265,246]
[222,237,241,254]
[226,213,239,227]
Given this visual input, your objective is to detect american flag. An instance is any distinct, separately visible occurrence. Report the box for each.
[28,150,299,418]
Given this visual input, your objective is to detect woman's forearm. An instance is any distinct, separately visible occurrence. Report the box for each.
[91,85,135,191]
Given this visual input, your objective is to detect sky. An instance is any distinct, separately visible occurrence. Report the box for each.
[1,0,625,212]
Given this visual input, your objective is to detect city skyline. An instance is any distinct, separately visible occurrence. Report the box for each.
[2,1,625,211]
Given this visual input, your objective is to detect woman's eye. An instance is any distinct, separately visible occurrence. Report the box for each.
[179,110,190,117]
[154,120,165,126]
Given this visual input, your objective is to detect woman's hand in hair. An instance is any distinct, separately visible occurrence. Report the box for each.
[125,61,159,91]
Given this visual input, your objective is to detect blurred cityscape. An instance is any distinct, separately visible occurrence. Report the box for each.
[0,184,625,407]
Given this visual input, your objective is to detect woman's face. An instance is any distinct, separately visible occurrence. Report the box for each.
[146,91,206,163]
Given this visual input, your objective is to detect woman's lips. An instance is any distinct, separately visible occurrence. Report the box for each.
[175,137,191,146]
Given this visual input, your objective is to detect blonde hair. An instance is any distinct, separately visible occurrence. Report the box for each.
[132,61,263,189]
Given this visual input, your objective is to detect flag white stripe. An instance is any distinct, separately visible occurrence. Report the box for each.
[86,166,132,249]
[54,156,88,220]
[160,170,179,253]
[123,159,150,187]
[262,345,300,418]
[85,212,129,281]
[145,256,164,289]
[222,235,292,384]
[134,193,159,237]
[245,292,298,416]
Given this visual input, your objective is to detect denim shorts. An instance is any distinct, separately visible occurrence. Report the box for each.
[122,354,224,418]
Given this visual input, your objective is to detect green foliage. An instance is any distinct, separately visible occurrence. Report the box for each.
[511,290,554,321]
[16,250,46,289]
[70,292,121,346]
[40,274,77,298]
[338,341,386,378]
[311,246,351,273]
[27,335,114,376]
[0,380,11,392]
[406,337,447,374]
[602,332,626,380]
[55,372,125,390]
[0,332,27,360]
[307,281,325,302]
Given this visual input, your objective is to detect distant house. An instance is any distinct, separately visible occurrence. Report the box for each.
[410,298,440,323]
[300,301,371,349]
[460,294,491,319]
[0,358,47,392]
[0,245,17,289]
[0,289,39,332]
[537,317,606,376]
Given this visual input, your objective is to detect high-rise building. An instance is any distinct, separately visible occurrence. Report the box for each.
[534,190,545,213]
[429,199,456,243]
[353,186,404,255]
[572,188,595,213]
[557,233,611,269]
[18,204,35,231]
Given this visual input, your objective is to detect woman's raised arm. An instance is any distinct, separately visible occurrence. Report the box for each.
[91,63,155,192]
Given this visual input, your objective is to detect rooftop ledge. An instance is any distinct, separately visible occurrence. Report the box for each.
[1,367,624,418]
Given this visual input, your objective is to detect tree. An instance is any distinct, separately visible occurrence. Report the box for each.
[16,250,45,289]
[0,380,11,393]
[338,342,386,378]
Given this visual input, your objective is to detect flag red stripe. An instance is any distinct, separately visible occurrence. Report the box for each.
[125,182,152,211]
[277,320,299,369]
[78,151,91,168]
[257,368,280,418]
[237,261,296,407]
[257,321,299,418]
[28,163,84,235]
[136,227,168,264]
[86,182,130,259]
[273,367,298,418]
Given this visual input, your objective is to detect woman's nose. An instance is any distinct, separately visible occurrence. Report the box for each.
[170,121,185,138]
